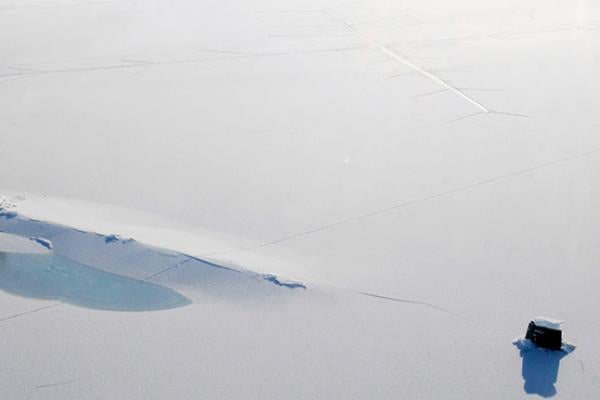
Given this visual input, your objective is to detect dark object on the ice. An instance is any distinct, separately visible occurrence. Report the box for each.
[525,317,563,350]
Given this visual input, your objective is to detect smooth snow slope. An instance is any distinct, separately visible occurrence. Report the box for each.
[1,199,599,399]
[2,0,600,398]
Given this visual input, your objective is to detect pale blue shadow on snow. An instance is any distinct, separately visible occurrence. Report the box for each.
[514,339,572,398]
[0,252,191,311]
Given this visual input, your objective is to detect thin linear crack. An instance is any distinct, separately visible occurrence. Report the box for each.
[351,15,411,26]
[358,291,471,320]
[414,88,448,98]
[268,34,354,38]
[120,59,156,65]
[36,374,98,390]
[0,46,371,80]
[321,10,490,113]
[0,0,116,12]
[490,110,533,119]
[142,257,193,281]
[457,87,502,92]
[344,10,408,21]
[447,111,486,123]
[447,110,533,123]
[199,145,600,257]
[0,302,62,323]
[385,71,417,79]
[371,22,424,33]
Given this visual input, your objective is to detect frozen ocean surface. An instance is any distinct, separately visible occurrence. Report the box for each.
[0,252,190,311]
[1,0,600,398]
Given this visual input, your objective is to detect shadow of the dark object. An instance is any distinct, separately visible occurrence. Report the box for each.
[514,339,571,398]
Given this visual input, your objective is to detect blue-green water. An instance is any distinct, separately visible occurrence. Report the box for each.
[0,252,191,311]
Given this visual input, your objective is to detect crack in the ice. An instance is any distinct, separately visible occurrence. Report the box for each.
[414,88,449,98]
[0,0,117,12]
[0,46,371,81]
[350,15,411,26]
[35,374,98,389]
[447,110,532,123]
[199,146,600,257]
[321,10,490,114]
[143,253,306,290]
[142,256,194,281]
[575,357,600,386]
[447,111,486,123]
[457,87,502,92]
[371,22,424,33]
[384,71,417,79]
[0,303,62,323]
[343,10,408,21]
[357,291,471,320]
[141,253,243,280]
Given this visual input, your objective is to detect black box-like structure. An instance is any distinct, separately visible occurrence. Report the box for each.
[525,320,562,350]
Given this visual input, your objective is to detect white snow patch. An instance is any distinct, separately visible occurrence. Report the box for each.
[533,316,563,331]
[0,195,17,211]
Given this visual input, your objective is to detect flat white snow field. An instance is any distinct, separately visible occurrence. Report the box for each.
[2,0,600,398]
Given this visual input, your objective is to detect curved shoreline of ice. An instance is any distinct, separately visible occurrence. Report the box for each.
[0,193,307,298]
[0,192,305,282]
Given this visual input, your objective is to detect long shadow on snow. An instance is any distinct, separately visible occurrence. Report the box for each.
[514,339,571,398]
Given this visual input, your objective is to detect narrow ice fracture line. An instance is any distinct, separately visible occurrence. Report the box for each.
[120,59,156,65]
[321,10,490,113]
[447,111,485,123]
[344,10,408,20]
[36,375,98,390]
[6,66,45,73]
[142,257,194,281]
[372,22,424,33]
[448,110,532,123]
[0,302,62,323]
[415,88,448,98]
[200,145,600,257]
[0,46,371,80]
[351,14,411,26]
[385,71,417,79]
[358,291,471,321]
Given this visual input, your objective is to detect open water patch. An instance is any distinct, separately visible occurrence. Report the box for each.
[0,252,191,311]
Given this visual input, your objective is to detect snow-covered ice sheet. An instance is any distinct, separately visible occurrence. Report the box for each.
[2,0,600,398]
[1,194,599,399]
